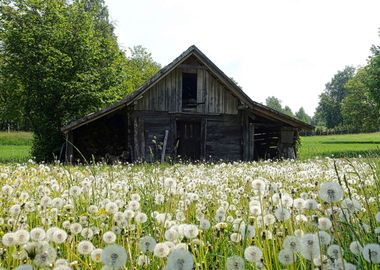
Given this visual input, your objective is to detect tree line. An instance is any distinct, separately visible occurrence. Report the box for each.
[265,31,380,134]
[0,0,160,161]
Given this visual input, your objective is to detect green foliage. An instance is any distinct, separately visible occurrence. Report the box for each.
[265,96,283,112]
[366,44,380,109]
[341,68,380,133]
[295,107,311,124]
[0,0,160,161]
[314,66,355,129]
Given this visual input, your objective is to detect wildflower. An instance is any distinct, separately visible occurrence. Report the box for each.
[230,233,242,243]
[33,246,57,267]
[274,207,291,221]
[293,198,305,209]
[244,246,262,262]
[319,182,344,203]
[240,224,255,238]
[183,224,198,239]
[226,255,245,270]
[154,242,170,258]
[165,228,179,242]
[349,241,363,256]
[304,199,318,210]
[251,178,266,194]
[78,240,94,255]
[2,232,16,247]
[69,223,83,235]
[327,244,343,259]
[31,227,46,242]
[103,231,117,244]
[318,231,332,246]
[300,233,320,260]
[282,235,300,252]
[278,249,296,265]
[137,254,150,267]
[263,214,276,225]
[101,244,127,269]
[362,243,380,263]
[199,218,211,230]
[135,212,148,224]
[52,229,67,244]
[105,202,119,214]
[166,249,194,270]
[318,217,332,230]
[81,228,94,239]
[15,229,30,245]
[139,236,157,253]
[376,212,380,222]
[91,248,103,263]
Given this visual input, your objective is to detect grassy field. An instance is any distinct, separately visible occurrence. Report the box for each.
[299,132,380,159]
[0,131,33,163]
[0,131,380,162]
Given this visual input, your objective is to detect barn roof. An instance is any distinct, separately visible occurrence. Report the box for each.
[62,45,314,133]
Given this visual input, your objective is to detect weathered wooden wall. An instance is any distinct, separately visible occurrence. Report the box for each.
[134,65,239,115]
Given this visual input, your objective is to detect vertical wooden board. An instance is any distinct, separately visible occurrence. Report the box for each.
[176,69,182,112]
[197,69,202,113]
[210,77,215,113]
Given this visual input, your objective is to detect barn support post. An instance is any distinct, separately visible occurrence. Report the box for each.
[161,130,169,163]
[65,131,73,164]
[279,127,296,159]
[249,123,255,160]
[240,109,249,161]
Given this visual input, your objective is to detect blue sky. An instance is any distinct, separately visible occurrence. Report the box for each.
[105,0,380,115]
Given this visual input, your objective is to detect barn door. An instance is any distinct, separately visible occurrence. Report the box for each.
[176,121,201,160]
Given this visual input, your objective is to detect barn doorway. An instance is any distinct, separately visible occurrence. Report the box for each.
[176,120,201,160]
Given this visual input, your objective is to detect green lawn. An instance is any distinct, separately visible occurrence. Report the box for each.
[299,132,380,159]
[0,131,33,163]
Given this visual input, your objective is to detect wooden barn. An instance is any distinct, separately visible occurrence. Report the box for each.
[62,45,313,163]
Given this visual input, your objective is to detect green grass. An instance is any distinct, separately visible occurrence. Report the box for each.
[299,132,380,159]
[0,131,32,163]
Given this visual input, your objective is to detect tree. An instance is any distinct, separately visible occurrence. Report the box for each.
[365,44,380,109]
[283,106,294,117]
[314,66,355,129]
[341,68,380,132]
[295,107,311,124]
[0,0,160,161]
[265,96,283,112]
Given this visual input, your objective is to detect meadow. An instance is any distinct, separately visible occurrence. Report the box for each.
[299,132,380,159]
[0,158,379,269]
[0,132,33,163]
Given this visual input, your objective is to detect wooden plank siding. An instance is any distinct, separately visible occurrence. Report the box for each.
[134,66,239,115]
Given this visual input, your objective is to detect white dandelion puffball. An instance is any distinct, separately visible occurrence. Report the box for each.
[319,182,344,203]
[183,224,198,239]
[350,241,363,256]
[2,232,16,247]
[78,240,94,255]
[139,236,157,253]
[137,254,150,267]
[376,212,380,222]
[166,249,194,270]
[244,246,263,263]
[327,244,343,259]
[318,231,332,246]
[15,229,30,245]
[103,231,117,244]
[251,178,266,194]
[101,244,127,269]
[282,235,300,252]
[300,233,320,260]
[31,227,46,242]
[52,229,68,244]
[274,207,291,221]
[91,248,103,263]
[226,255,245,270]
[154,242,170,258]
[318,217,332,230]
[199,219,211,230]
[278,249,296,265]
[362,243,380,263]
[135,212,148,224]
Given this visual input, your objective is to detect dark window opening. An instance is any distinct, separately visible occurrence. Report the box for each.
[182,73,197,108]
